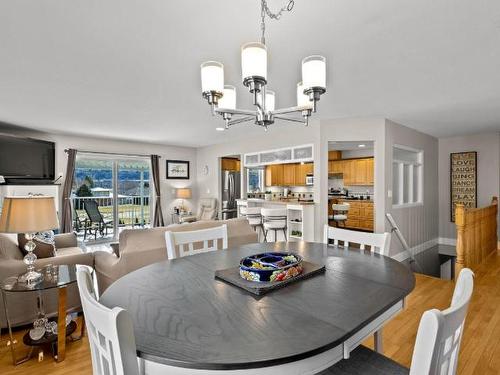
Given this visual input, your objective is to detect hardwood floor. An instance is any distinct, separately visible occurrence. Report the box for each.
[1,250,500,374]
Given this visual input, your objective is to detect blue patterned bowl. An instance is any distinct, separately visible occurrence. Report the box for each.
[239,252,303,283]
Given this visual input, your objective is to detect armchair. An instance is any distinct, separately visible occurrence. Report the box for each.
[180,198,218,223]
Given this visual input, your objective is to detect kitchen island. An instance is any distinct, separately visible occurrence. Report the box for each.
[236,199,315,242]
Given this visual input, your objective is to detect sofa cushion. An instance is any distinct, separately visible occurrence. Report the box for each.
[18,234,56,259]
[0,233,23,260]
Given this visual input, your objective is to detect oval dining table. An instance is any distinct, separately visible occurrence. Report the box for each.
[99,241,415,374]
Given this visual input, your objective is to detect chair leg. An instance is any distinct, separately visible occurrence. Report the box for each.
[263,229,268,242]
[273,229,277,242]
[283,228,287,242]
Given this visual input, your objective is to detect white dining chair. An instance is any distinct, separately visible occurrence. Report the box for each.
[323,224,391,256]
[76,267,141,375]
[322,268,474,375]
[261,208,288,242]
[165,224,228,259]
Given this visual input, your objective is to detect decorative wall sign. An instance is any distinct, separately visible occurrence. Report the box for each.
[166,160,190,179]
[450,151,477,222]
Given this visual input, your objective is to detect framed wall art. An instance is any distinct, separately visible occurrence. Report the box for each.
[450,151,477,222]
[166,160,190,179]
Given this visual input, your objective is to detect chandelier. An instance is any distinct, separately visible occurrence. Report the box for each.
[200,0,326,131]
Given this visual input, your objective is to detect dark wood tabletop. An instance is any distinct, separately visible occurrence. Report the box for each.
[100,241,415,370]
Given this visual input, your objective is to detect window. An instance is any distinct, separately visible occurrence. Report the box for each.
[392,145,423,207]
[247,168,264,193]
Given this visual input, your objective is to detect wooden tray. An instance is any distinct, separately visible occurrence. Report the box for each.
[215,261,326,296]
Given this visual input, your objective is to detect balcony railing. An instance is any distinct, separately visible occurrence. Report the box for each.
[72,196,151,241]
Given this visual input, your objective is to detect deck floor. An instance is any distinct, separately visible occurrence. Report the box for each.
[1,250,499,374]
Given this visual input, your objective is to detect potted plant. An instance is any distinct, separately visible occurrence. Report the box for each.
[264,191,272,201]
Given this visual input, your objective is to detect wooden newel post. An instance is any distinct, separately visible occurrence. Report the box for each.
[455,203,466,281]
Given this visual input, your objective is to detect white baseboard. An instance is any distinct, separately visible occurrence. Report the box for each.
[438,237,457,246]
[391,238,438,262]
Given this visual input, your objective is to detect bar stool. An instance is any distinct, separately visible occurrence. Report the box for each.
[245,207,264,241]
[332,203,350,227]
[261,208,287,242]
[237,201,248,218]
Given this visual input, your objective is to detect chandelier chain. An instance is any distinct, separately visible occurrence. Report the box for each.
[260,0,295,44]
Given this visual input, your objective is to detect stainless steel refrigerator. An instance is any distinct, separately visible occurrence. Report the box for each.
[221,170,240,220]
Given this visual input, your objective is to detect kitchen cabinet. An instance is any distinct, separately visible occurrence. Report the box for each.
[337,200,374,231]
[329,158,374,186]
[265,164,284,187]
[294,163,313,186]
[328,150,342,160]
[283,164,296,186]
[366,158,374,184]
[265,162,313,187]
[221,158,240,171]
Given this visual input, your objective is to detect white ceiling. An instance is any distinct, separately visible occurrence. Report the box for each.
[1,0,499,147]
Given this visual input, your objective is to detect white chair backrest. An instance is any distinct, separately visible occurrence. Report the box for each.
[76,267,139,375]
[323,225,390,256]
[246,207,262,216]
[261,208,287,220]
[409,268,474,375]
[332,203,350,212]
[165,224,228,259]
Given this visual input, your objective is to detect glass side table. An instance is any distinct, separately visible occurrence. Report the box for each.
[1,264,87,365]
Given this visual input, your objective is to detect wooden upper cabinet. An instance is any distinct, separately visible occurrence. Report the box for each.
[283,164,296,186]
[265,162,314,187]
[328,150,342,160]
[366,158,374,185]
[265,164,284,187]
[221,158,240,172]
[295,163,313,185]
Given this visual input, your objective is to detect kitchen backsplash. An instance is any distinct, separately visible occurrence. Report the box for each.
[247,185,314,200]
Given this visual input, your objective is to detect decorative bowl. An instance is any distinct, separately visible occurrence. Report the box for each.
[239,252,303,282]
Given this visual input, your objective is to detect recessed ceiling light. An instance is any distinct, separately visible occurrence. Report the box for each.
[215,127,225,132]
[358,144,366,148]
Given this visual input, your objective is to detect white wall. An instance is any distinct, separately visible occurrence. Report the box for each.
[438,132,500,240]
[384,120,439,257]
[0,124,197,223]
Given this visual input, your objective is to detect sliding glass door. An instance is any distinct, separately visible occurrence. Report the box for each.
[72,154,151,243]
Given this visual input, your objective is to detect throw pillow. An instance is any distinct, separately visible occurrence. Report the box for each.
[0,233,24,260]
[17,234,56,259]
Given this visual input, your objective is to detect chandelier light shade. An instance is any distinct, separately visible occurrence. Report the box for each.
[200,61,224,94]
[296,82,311,107]
[302,55,326,89]
[265,90,276,111]
[241,42,267,82]
[200,0,326,130]
[219,85,237,109]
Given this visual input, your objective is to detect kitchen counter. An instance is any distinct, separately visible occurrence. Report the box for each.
[238,198,315,206]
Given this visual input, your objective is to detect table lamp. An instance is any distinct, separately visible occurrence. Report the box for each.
[0,196,59,284]
[176,188,192,212]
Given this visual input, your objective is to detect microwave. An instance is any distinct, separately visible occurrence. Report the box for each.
[305,175,314,185]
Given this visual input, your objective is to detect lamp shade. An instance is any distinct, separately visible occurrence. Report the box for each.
[265,90,276,111]
[218,85,237,109]
[296,82,312,108]
[200,61,224,93]
[241,42,267,81]
[0,196,59,233]
[176,188,192,199]
[302,55,326,89]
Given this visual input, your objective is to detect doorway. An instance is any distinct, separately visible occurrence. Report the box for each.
[72,154,151,242]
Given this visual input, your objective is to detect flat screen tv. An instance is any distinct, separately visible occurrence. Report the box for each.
[0,134,55,184]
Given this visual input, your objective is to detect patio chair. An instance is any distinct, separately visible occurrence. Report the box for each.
[72,204,89,234]
[83,200,113,240]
